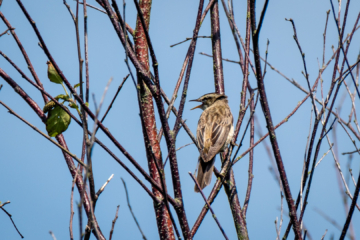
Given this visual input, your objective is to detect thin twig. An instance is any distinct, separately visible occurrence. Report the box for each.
[95,174,114,200]
[242,88,256,215]
[170,36,211,48]
[231,92,258,162]
[189,172,229,240]
[329,120,360,211]
[49,231,57,240]
[164,142,194,167]
[63,0,76,23]
[0,27,14,37]
[0,201,24,238]
[121,178,147,240]
[329,1,360,99]
[349,169,357,187]
[69,166,80,240]
[99,74,129,126]
[320,117,337,139]
[313,207,356,240]
[109,205,120,240]
[199,52,240,64]
[263,39,270,79]
[233,85,314,165]
[320,229,328,240]
[79,1,107,14]
[0,101,87,167]
[300,107,314,220]
[338,118,360,156]
[315,143,334,168]
[323,10,330,66]
[286,18,318,119]
[342,149,360,155]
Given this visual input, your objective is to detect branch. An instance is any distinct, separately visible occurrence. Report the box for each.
[0,201,24,238]
[189,172,229,240]
[170,36,211,48]
[330,0,360,100]
[95,174,114,200]
[0,101,86,167]
[0,53,170,205]
[0,27,14,37]
[286,18,318,119]
[249,0,302,238]
[132,0,177,238]
[0,12,48,103]
[121,178,147,240]
[210,0,224,93]
[109,205,120,240]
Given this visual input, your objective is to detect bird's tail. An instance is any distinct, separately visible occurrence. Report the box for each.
[194,157,215,192]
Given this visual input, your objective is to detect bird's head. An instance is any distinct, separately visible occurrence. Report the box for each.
[190,92,227,110]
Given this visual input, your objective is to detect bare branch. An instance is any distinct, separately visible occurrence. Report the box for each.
[189,172,229,240]
[0,201,24,238]
[170,36,211,48]
[95,174,114,199]
[109,205,120,240]
[49,231,57,240]
[121,178,147,240]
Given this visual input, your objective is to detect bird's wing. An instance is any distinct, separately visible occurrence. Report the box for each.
[197,107,233,162]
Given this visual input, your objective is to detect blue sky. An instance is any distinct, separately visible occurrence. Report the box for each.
[1,0,360,239]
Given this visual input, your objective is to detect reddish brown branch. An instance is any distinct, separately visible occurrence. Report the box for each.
[210,0,224,93]
[0,12,48,103]
[133,0,175,238]
[98,3,191,235]
[0,27,13,37]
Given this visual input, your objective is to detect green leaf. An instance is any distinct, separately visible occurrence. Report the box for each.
[74,83,81,89]
[55,94,69,101]
[43,100,56,113]
[85,102,89,107]
[45,105,71,137]
[47,61,63,84]
[68,102,78,109]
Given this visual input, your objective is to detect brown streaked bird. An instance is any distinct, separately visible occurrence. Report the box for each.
[190,93,234,192]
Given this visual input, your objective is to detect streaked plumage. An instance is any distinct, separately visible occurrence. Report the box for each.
[190,93,234,192]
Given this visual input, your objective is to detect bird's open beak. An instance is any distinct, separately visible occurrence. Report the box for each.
[190,99,202,110]
[190,104,202,110]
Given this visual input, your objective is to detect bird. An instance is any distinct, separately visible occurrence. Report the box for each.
[190,92,234,192]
